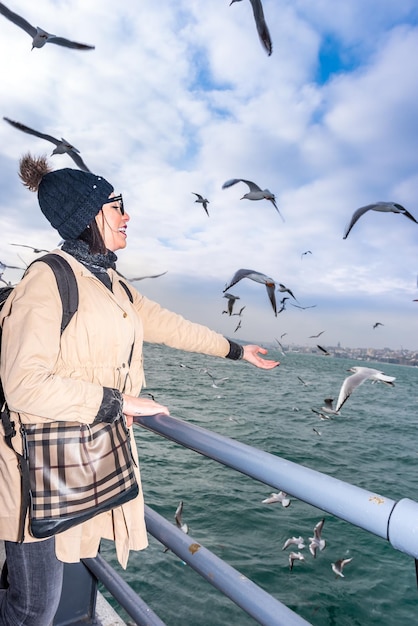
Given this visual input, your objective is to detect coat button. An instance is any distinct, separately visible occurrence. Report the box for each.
[123,312,127,318]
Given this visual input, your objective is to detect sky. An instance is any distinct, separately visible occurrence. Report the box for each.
[0,0,418,351]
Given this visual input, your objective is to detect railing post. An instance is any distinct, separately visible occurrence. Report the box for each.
[53,561,98,625]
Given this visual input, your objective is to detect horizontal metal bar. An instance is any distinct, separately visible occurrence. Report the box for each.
[82,553,166,626]
[134,414,418,559]
[144,505,312,626]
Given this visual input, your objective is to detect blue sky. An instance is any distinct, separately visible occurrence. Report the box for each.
[0,0,417,351]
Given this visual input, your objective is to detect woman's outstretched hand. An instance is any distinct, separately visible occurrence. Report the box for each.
[242,345,280,369]
[123,394,169,427]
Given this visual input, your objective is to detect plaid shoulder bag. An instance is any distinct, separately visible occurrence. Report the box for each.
[20,412,139,538]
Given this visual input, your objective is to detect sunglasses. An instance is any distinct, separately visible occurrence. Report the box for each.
[103,194,124,215]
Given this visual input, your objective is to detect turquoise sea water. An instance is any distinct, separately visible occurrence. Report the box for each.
[101,343,417,625]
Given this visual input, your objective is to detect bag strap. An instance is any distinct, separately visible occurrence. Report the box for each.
[1,253,79,542]
[1,406,30,543]
[118,279,134,303]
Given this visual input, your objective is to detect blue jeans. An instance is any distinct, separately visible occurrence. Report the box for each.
[0,538,64,626]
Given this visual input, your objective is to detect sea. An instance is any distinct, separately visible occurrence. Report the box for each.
[100,342,418,626]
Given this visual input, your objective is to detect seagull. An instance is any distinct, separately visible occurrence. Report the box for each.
[291,303,317,310]
[311,408,331,421]
[234,319,242,333]
[127,271,167,281]
[317,344,330,356]
[288,552,305,571]
[9,243,49,253]
[274,338,286,356]
[232,305,246,317]
[3,117,91,172]
[277,296,289,314]
[308,330,325,338]
[321,398,339,415]
[373,322,384,329]
[297,375,310,386]
[301,250,312,259]
[223,292,240,315]
[331,558,353,578]
[0,2,95,50]
[261,491,290,507]
[334,366,396,413]
[175,500,189,534]
[277,283,298,301]
[343,202,418,239]
[0,260,25,272]
[229,0,273,56]
[309,519,326,557]
[222,178,284,220]
[200,369,229,388]
[312,427,321,436]
[223,268,277,316]
[282,536,305,550]
[192,192,209,217]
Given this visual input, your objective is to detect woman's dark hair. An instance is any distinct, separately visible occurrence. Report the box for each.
[78,217,107,254]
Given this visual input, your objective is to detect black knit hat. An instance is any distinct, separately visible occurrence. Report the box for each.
[38,168,114,239]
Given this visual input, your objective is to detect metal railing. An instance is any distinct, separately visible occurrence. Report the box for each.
[66,412,418,625]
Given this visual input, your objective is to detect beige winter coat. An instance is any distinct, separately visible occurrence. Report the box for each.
[0,249,229,568]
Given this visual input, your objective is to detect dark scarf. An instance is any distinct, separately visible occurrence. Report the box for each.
[61,239,117,290]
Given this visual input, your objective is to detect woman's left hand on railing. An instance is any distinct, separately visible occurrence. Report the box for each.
[122,394,170,427]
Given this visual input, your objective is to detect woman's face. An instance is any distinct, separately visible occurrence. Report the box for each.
[96,193,130,252]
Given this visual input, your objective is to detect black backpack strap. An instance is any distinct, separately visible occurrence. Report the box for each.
[36,253,79,333]
[0,253,79,541]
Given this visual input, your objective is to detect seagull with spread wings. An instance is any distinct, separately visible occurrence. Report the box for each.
[3,117,91,172]
[343,202,418,239]
[0,2,95,50]
[223,268,277,316]
[192,192,210,216]
[334,366,395,413]
[222,178,284,220]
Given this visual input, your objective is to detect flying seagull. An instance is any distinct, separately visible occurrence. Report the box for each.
[288,551,305,571]
[373,322,384,329]
[223,268,277,316]
[334,366,396,413]
[10,243,49,253]
[0,2,95,50]
[277,283,298,301]
[174,500,189,534]
[3,117,91,172]
[229,0,273,56]
[222,178,284,220]
[343,202,418,239]
[192,192,210,216]
[223,292,240,315]
[331,557,353,578]
[282,536,305,550]
[308,330,325,338]
[301,250,312,259]
[309,519,326,557]
[127,271,167,281]
[261,491,290,507]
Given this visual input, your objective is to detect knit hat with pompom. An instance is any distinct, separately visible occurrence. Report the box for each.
[19,153,114,239]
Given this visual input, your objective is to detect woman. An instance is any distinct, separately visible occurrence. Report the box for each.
[0,154,279,625]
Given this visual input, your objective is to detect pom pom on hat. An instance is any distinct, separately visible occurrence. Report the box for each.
[19,153,114,239]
